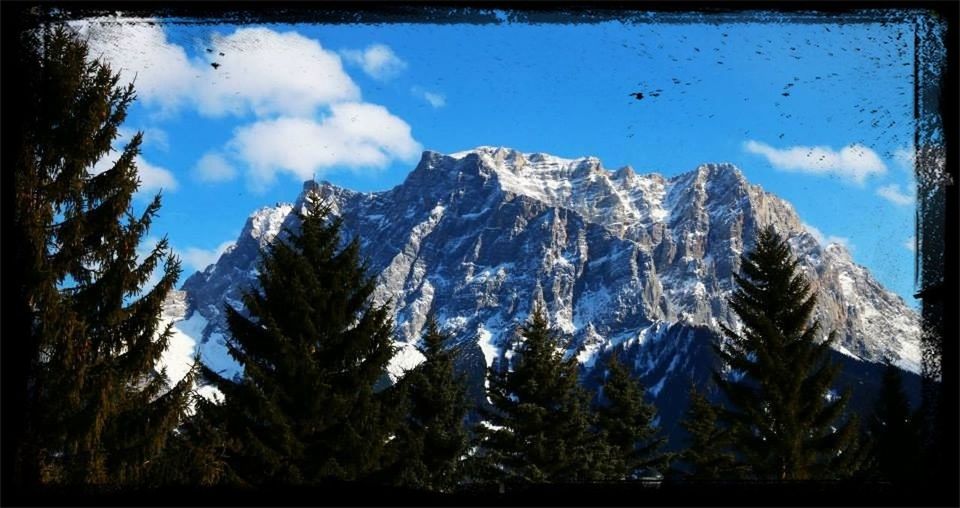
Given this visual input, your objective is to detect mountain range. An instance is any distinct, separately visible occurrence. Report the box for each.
[159,146,922,446]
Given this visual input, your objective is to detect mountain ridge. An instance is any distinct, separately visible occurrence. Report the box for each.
[163,146,921,428]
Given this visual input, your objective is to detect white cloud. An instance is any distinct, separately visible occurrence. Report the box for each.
[136,157,178,194]
[194,152,237,183]
[197,27,360,117]
[76,22,360,118]
[803,222,853,251]
[410,86,446,108]
[74,22,424,192]
[876,183,915,206]
[423,92,446,108]
[118,126,169,151]
[903,236,916,252]
[341,44,407,80]
[893,146,915,173]
[228,102,421,190]
[77,21,197,116]
[91,152,178,196]
[178,241,235,272]
[142,127,170,151]
[744,140,886,184]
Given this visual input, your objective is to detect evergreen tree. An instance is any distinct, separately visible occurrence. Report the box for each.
[867,362,922,484]
[714,226,856,480]
[474,306,598,485]
[380,316,470,492]
[11,24,192,488]
[678,386,744,480]
[149,389,233,487]
[197,196,399,486]
[594,352,669,480]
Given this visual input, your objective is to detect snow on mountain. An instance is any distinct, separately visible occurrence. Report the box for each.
[165,146,922,424]
[157,290,223,408]
[157,290,195,385]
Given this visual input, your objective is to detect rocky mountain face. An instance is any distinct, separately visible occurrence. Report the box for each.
[168,146,922,445]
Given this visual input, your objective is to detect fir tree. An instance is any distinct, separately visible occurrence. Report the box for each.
[11,25,192,487]
[868,362,922,484]
[198,195,399,486]
[475,306,598,485]
[678,386,744,480]
[380,316,470,492]
[594,352,669,480]
[150,389,233,487]
[714,226,856,480]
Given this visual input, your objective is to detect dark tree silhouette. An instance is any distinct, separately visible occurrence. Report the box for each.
[714,226,857,480]
[11,25,191,487]
[868,361,922,484]
[678,386,745,480]
[197,196,400,485]
[474,306,599,485]
[379,316,470,492]
[594,352,669,480]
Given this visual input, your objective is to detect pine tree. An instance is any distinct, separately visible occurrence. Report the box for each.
[149,389,233,487]
[11,25,192,487]
[678,386,744,480]
[380,316,470,492]
[714,226,856,480]
[475,306,598,485]
[594,352,669,480]
[868,362,922,484]
[197,195,399,486]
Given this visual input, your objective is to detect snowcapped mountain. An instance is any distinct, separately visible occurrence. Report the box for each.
[164,146,922,441]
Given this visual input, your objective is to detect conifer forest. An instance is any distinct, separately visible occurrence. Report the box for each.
[3,9,956,507]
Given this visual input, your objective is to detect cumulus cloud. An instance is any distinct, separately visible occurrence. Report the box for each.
[744,140,886,184]
[194,152,238,183]
[78,21,197,116]
[143,127,170,151]
[91,153,178,195]
[228,102,421,190]
[90,129,178,194]
[893,146,915,173]
[341,44,407,80]
[411,86,446,108]
[876,184,915,206]
[197,28,360,117]
[179,240,235,272]
[803,222,853,251]
[76,22,360,118]
[119,126,170,151]
[75,22,424,191]
[137,157,179,193]
[423,92,446,108]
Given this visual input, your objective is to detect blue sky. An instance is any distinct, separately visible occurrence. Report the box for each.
[75,14,921,306]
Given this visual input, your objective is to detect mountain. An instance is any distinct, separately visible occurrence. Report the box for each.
[163,146,923,445]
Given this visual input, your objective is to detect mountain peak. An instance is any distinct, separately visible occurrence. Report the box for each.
[687,162,745,182]
[700,162,742,175]
[447,146,595,169]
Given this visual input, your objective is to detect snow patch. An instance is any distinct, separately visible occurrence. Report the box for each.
[477,324,498,368]
[199,331,241,379]
[386,341,427,383]
[196,384,224,405]
[835,343,861,361]
[249,203,293,247]
[577,340,603,368]
[894,339,922,374]
[157,321,197,386]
